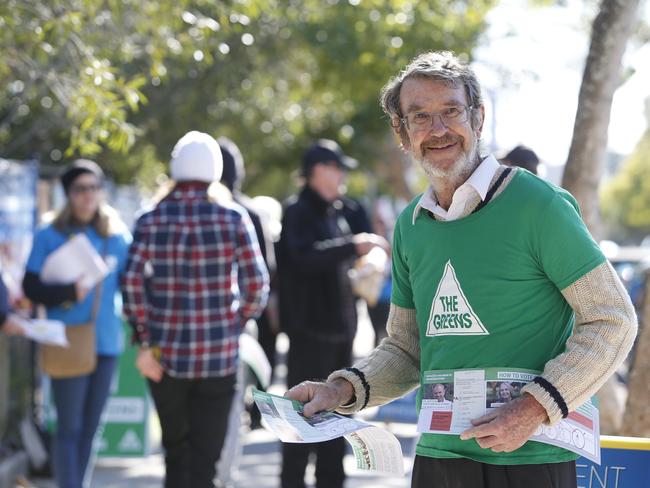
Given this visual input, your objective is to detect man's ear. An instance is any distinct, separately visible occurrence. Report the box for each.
[474,104,485,137]
[391,117,411,151]
[396,129,412,152]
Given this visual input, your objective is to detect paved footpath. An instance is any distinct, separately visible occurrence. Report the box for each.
[85,424,416,488]
[28,308,418,487]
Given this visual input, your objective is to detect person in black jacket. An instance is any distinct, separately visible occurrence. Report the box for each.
[277,139,387,488]
[219,137,277,376]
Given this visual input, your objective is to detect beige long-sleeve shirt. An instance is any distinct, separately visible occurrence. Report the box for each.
[328,166,637,425]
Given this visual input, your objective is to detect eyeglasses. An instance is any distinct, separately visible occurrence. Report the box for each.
[400,106,473,132]
[70,184,101,195]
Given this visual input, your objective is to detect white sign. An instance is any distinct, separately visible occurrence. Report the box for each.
[104,397,146,423]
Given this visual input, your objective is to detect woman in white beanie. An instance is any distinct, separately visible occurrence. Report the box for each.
[123,131,270,488]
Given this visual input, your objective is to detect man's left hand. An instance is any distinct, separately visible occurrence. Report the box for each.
[460,393,548,452]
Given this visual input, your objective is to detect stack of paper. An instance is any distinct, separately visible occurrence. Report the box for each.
[14,316,68,347]
[253,389,405,476]
[40,233,108,288]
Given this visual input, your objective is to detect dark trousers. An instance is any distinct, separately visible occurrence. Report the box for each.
[411,456,577,488]
[257,311,278,373]
[281,335,352,488]
[249,311,279,427]
[148,373,235,488]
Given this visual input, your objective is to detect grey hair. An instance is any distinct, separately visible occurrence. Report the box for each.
[380,51,484,142]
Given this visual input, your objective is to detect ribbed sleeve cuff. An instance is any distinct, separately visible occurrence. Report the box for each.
[327,368,369,415]
[521,379,566,426]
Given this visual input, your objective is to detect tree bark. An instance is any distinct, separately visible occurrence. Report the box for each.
[561,0,641,239]
[561,0,641,435]
[621,269,650,436]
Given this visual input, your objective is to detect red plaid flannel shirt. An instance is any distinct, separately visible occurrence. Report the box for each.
[122,183,269,378]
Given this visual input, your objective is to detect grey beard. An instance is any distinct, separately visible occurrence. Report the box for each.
[415,151,476,181]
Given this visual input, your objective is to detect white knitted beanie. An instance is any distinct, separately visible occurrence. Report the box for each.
[170,131,223,182]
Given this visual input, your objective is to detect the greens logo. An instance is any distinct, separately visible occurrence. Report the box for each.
[426,260,488,337]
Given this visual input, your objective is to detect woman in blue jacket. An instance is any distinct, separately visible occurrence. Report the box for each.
[23,160,131,488]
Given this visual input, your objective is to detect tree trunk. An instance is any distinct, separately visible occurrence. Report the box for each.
[561,0,641,240]
[561,0,641,434]
[621,269,650,436]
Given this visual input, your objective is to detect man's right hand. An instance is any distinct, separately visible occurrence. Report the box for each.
[136,347,164,383]
[285,378,354,417]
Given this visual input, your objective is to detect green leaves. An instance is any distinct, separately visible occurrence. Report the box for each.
[601,129,650,234]
[1,0,494,195]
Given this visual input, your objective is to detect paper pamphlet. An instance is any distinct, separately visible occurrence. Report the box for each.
[14,316,68,347]
[40,233,108,289]
[417,367,600,464]
[252,389,405,476]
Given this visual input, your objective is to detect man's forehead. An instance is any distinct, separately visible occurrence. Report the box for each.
[399,77,467,112]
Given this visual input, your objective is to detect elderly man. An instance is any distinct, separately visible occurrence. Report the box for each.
[285,51,637,488]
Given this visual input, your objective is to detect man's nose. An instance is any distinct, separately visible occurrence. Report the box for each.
[427,114,448,135]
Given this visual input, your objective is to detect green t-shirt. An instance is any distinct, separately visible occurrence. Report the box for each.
[391,170,605,465]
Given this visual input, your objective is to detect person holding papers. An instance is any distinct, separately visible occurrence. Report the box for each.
[22,159,131,488]
[284,52,637,488]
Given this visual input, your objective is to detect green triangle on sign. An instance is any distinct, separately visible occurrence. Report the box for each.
[426,260,489,337]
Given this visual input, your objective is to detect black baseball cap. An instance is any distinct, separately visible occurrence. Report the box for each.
[301,139,358,176]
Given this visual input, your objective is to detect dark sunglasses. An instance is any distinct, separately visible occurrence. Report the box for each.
[69,184,101,195]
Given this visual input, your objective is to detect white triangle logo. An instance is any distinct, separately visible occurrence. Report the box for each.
[118,429,142,452]
[426,260,489,337]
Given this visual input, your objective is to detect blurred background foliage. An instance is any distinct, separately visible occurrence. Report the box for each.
[601,102,650,241]
[0,0,495,197]
[2,0,649,240]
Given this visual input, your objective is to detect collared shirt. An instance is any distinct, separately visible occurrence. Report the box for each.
[122,182,269,378]
[412,155,500,225]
